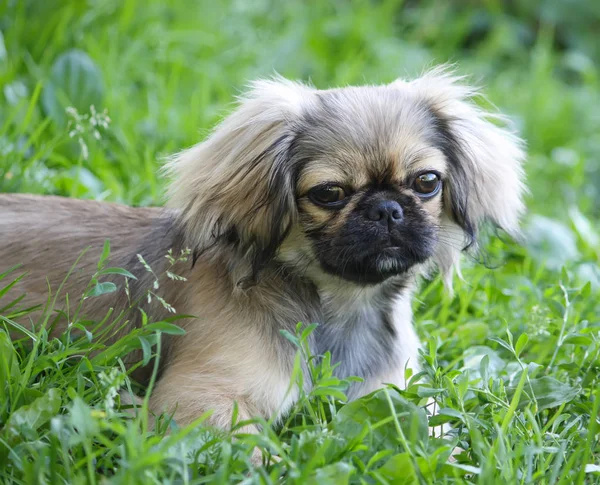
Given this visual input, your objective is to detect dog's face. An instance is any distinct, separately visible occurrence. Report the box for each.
[166,68,526,288]
[290,89,451,284]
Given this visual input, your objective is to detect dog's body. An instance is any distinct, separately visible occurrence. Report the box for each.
[0,68,526,433]
[1,193,418,427]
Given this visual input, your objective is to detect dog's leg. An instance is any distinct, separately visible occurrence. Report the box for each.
[148,366,258,425]
[146,350,294,466]
[120,383,265,465]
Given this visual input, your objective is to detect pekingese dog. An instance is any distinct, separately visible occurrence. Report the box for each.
[0,67,525,434]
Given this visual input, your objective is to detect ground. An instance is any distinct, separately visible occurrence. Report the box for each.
[0,1,599,483]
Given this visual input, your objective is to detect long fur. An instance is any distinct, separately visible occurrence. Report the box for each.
[0,66,526,434]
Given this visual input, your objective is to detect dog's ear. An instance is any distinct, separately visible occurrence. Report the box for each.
[164,77,315,278]
[393,67,526,282]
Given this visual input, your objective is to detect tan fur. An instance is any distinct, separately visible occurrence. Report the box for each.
[0,194,164,331]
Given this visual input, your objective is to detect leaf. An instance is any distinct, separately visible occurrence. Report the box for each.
[374,453,421,484]
[4,389,62,441]
[67,397,99,443]
[280,329,299,347]
[139,308,148,327]
[0,315,38,340]
[0,293,26,314]
[0,264,23,282]
[300,323,318,341]
[515,333,529,357]
[0,271,26,300]
[289,428,348,467]
[20,388,45,405]
[312,387,348,401]
[416,387,446,398]
[463,346,506,380]
[96,267,137,280]
[563,335,593,346]
[331,389,428,458]
[98,239,111,271]
[480,354,490,385]
[507,376,580,412]
[0,331,20,407]
[439,408,463,420]
[579,281,592,299]
[488,336,514,354]
[310,462,354,484]
[506,362,543,386]
[427,414,454,427]
[41,49,105,126]
[366,449,395,469]
[85,281,117,298]
[143,322,186,336]
[428,407,464,426]
[138,336,152,367]
[71,323,93,342]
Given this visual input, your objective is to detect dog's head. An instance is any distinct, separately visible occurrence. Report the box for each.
[165,67,525,287]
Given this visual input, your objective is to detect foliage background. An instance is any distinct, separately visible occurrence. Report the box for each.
[0,0,599,483]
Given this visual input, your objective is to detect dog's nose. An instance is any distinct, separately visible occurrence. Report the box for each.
[366,200,403,224]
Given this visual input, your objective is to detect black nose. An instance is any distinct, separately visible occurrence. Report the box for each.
[366,200,403,224]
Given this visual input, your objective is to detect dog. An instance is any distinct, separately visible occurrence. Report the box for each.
[0,67,525,436]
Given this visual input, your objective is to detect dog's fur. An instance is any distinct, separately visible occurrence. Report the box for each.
[0,67,525,432]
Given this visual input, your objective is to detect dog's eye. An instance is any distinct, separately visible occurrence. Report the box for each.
[309,185,347,206]
[412,172,441,197]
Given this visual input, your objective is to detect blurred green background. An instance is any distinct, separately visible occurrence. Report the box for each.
[1,3,600,481]
[0,0,599,279]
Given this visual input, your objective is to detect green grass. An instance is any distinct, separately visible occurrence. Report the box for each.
[1,0,600,483]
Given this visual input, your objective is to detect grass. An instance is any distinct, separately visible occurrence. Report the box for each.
[1,0,599,483]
